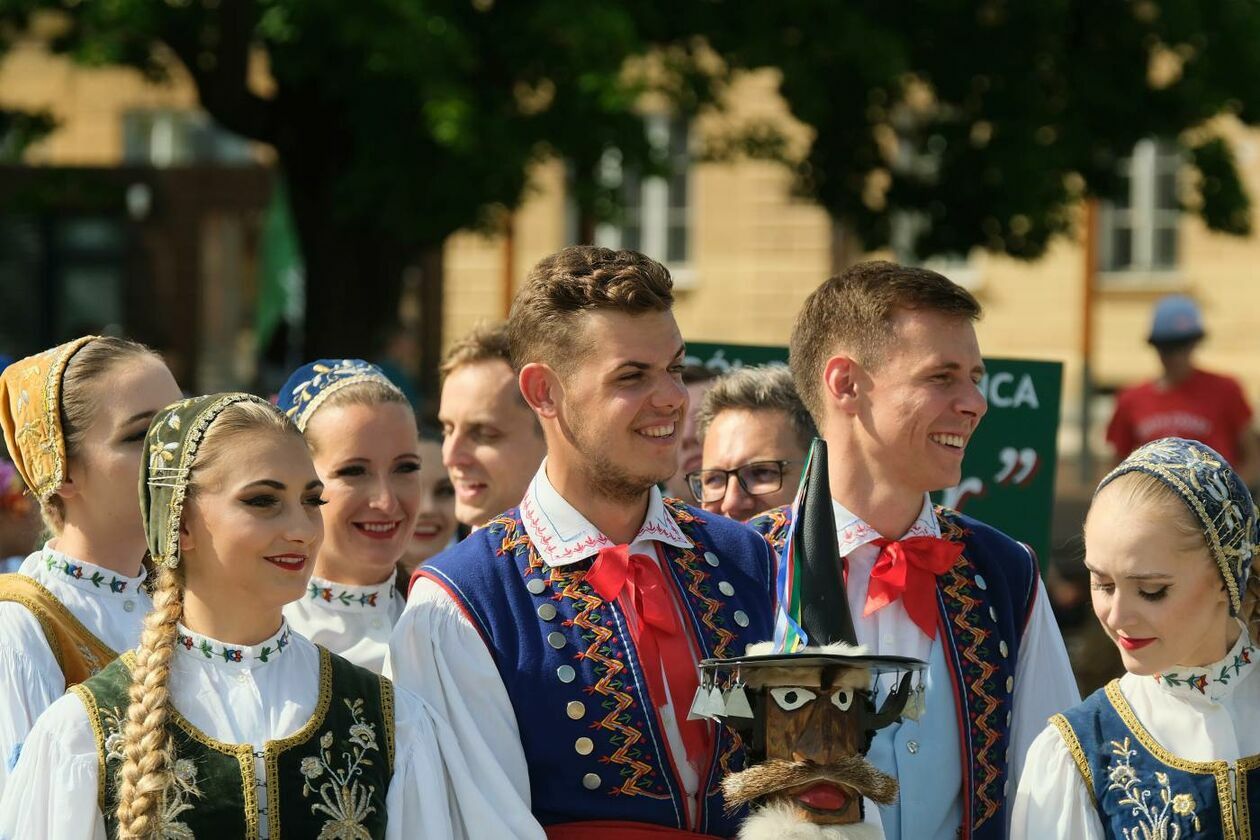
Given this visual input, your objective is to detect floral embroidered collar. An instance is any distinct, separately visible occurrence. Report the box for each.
[520,459,691,568]
[833,493,940,558]
[35,544,146,597]
[1154,630,1256,703]
[175,621,293,667]
[304,575,398,612]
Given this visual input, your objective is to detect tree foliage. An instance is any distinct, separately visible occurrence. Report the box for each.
[705,0,1260,259]
[2,0,1259,364]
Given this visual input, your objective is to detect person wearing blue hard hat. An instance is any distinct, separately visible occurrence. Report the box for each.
[1106,295,1256,482]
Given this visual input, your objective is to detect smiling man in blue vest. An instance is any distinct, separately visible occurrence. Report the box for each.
[750,261,1079,840]
[388,246,776,839]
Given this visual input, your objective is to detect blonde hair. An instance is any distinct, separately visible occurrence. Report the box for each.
[114,400,298,838]
[303,380,413,456]
[44,337,162,535]
[1094,471,1260,634]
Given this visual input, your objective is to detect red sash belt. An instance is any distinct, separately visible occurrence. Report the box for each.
[545,822,725,840]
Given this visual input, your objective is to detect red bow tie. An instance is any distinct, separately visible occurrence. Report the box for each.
[864,537,963,639]
[586,544,678,635]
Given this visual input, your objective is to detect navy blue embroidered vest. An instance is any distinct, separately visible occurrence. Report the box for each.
[748,504,1038,840]
[420,500,776,834]
[1055,680,1260,839]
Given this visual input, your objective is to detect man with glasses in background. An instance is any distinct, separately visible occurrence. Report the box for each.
[688,365,816,521]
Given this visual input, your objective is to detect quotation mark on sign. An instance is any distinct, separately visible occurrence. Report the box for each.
[994,448,1038,486]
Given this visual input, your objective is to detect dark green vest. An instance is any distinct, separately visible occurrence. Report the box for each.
[73,645,395,839]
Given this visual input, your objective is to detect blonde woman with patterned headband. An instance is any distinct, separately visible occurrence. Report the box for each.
[277,359,420,672]
[0,393,543,839]
[1013,437,1260,838]
[0,337,180,796]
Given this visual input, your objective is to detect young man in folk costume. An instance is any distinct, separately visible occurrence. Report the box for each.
[748,262,1078,840]
[694,439,928,840]
[388,246,777,838]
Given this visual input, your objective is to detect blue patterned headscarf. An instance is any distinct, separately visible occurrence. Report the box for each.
[1098,437,1258,616]
[277,359,401,432]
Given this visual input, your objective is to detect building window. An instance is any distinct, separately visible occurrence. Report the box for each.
[122,110,254,167]
[1099,139,1180,276]
[590,115,692,282]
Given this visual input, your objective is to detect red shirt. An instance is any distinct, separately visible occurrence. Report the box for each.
[1107,369,1253,465]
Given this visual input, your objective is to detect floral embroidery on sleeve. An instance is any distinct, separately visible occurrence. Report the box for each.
[300,698,382,839]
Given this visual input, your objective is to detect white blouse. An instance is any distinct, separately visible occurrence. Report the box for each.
[0,621,544,840]
[0,545,149,796]
[283,574,403,673]
[1012,629,1260,838]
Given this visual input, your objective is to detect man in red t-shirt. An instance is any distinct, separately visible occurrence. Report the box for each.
[1106,295,1257,481]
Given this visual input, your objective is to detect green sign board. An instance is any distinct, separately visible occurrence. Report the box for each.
[685,342,1062,567]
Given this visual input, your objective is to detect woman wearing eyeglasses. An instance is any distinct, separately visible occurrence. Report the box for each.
[690,366,815,521]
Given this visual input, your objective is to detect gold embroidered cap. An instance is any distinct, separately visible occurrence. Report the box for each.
[141,393,271,569]
[0,336,100,501]
[1098,437,1258,616]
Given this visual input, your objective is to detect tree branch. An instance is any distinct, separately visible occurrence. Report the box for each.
[159,0,276,144]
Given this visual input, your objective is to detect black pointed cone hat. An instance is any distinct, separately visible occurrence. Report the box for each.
[795,439,859,647]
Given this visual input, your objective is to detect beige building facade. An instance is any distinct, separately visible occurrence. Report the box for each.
[4,44,1259,458]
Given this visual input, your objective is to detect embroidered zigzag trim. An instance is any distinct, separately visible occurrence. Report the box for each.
[937,509,1006,830]
[491,513,667,799]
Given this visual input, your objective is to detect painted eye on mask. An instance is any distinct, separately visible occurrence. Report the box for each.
[769,687,817,711]
[831,689,855,711]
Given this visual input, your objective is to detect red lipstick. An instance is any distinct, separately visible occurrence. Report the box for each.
[1118,636,1156,651]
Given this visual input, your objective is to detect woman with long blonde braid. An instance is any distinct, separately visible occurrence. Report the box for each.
[0,394,543,839]
[113,565,183,837]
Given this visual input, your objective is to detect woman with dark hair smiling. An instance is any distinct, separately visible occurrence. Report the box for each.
[0,393,542,839]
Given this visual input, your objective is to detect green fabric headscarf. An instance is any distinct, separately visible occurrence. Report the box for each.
[140,393,272,569]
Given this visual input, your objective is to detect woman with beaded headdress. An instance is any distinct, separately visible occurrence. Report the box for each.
[1013,437,1260,838]
[277,359,420,672]
[0,393,543,839]
[0,337,181,796]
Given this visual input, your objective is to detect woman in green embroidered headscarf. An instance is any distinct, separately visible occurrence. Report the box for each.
[0,336,180,798]
[1013,437,1260,838]
[0,393,546,840]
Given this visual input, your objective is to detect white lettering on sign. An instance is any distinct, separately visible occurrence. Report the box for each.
[980,372,1040,410]
[940,477,984,511]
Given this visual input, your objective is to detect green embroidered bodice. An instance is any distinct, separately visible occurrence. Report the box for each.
[73,645,395,839]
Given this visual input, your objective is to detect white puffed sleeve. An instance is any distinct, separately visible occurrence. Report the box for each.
[386,685,543,840]
[384,579,531,805]
[0,604,68,798]
[0,690,107,839]
[1010,722,1104,840]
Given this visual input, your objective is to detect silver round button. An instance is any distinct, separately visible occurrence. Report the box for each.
[1006,676,1014,693]
[537,603,558,621]
[123,600,135,613]
[733,610,749,628]
[989,606,999,623]
[547,632,567,650]
[567,701,586,720]
[974,574,988,591]
[704,552,720,568]
[906,740,920,754]
[557,665,576,684]
[582,772,601,790]
[574,737,594,756]
[718,581,735,597]
[526,578,547,595]
[999,640,1009,658]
